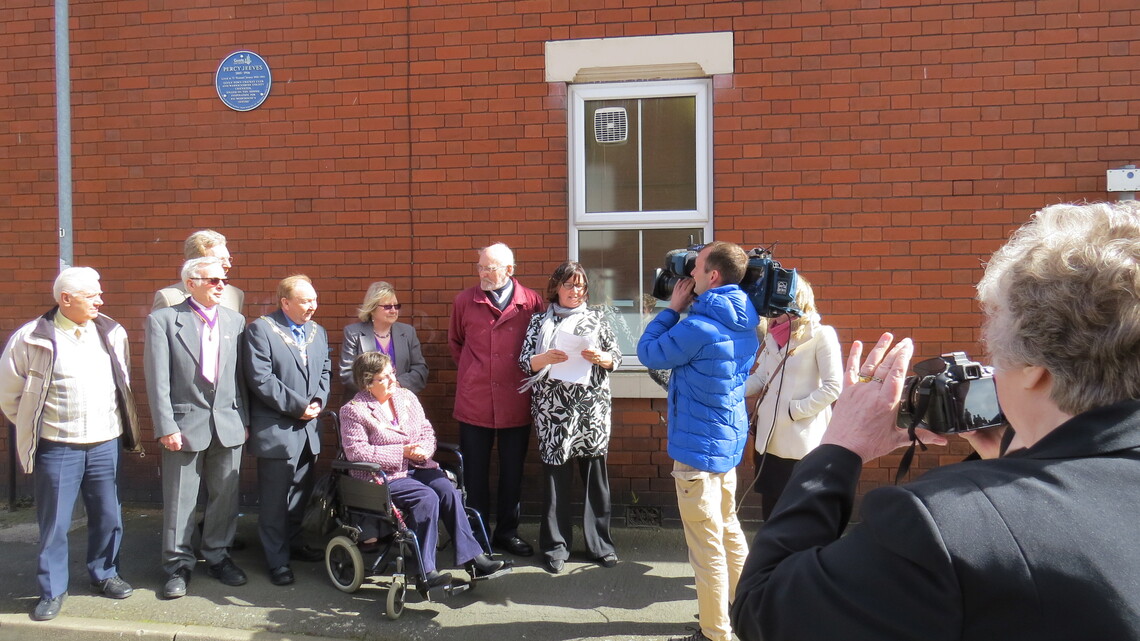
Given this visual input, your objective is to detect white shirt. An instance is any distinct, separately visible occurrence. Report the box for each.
[39,312,122,444]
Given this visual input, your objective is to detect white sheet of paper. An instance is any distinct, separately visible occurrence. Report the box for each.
[548,330,593,385]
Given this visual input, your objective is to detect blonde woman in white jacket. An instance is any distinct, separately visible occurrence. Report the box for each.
[744,277,842,520]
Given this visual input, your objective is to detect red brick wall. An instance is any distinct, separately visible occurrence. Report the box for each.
[1,0,1138,520]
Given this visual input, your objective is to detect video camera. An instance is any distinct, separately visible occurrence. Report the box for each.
[896,352,1007,434]
[650,244,799,318]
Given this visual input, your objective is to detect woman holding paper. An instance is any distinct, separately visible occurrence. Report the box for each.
[519,261,622,574]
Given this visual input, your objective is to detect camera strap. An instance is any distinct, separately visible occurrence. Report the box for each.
[749,346,793,436]
[894,426,928,484]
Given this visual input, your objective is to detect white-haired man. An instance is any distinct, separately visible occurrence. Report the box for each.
[0,267,141,621]
[448,243,545,556]
[145,256,249,599]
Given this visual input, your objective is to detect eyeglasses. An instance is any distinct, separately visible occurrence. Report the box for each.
[476,264,505,274]
[192,277,229,287]
[368,370,396,385]
[378,304,402,311]
[560,282,587,292]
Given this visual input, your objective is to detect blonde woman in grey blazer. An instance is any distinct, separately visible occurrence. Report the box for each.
[340,281,428,395]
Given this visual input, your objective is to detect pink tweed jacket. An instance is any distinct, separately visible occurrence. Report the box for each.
[339,387,440,483]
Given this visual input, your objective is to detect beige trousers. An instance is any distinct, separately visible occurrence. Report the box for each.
[673,461,749,641]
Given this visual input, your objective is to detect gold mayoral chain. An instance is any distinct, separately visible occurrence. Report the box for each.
[261,316,317,365]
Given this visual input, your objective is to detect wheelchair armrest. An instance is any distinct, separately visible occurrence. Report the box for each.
[432,443,465,485]
[331,459,389,481]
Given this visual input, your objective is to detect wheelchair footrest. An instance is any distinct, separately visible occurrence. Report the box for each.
[467,563,513,582]
[443,582,470,597]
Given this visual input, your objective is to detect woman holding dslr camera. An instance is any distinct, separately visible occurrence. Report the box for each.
[732,201,1140,641]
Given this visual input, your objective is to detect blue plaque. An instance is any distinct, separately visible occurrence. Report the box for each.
[215,50,272,112]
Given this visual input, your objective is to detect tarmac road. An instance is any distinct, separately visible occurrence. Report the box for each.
[0,507,741,641]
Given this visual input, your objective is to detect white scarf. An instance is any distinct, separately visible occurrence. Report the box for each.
[519,303,590,392]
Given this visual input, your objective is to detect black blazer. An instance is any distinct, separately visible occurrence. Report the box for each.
[339,321,428,395]
[732,399,1140,641]
[242,310,331,460]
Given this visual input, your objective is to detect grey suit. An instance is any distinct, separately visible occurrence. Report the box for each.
[153,281,245,314]
[144,300,248,574]
[243,309,331,569]
[339,321,429,395]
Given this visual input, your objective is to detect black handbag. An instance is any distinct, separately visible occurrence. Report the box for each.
[301,472,338,537]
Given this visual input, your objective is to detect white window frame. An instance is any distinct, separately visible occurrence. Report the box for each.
[568,78,714,237]
[567,79,715,393]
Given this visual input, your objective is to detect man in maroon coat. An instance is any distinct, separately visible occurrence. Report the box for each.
[449,242,546,556]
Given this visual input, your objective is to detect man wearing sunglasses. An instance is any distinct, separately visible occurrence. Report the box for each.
[145,256,249,599]
[153,230,245,313]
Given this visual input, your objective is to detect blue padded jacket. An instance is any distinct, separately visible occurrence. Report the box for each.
[637,284,760,473]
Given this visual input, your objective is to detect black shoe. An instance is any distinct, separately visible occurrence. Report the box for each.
[468,553,512,579]
[162,567,191,600]
[31,593,66,621]
[90,575,134,599]
[207,558,248,586]
[417,570,452,591]
[597,553,619,568]
[289,545,324,562]
[493,535,534,557]
[269,565,295,586]
[542,557,564,574]
[669,629,713,641]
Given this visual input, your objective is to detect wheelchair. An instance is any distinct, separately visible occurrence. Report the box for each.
[317,410,507,619]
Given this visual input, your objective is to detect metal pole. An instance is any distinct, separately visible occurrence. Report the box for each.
[8,422,15,512]
[55,0,73,269]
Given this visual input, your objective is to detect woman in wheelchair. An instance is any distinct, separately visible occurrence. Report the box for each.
[340,351,509,590]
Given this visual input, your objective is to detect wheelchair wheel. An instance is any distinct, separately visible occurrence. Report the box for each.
[385,578,407,620]
[325,535,365,593]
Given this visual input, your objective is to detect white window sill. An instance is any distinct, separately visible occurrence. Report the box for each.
[611,370,667,399]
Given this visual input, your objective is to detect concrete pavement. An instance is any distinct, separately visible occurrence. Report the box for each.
[0,507,738,641]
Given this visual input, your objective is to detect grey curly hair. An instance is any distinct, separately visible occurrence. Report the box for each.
[977,201,1140,414]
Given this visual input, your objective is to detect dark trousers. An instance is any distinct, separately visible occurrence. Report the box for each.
[256,441,316,569]
[459,422,530,542]
[373,468,484,574]
[540,456,615,562]
[34,438,123,600]
[754,452,798,521]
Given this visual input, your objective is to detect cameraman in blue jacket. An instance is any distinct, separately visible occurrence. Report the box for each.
[638,241,760,641]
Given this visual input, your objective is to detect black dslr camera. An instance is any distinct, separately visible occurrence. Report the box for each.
[650,244,799,318]
[896,352,1007,434]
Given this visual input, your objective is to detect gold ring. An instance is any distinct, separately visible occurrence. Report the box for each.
[858,374,873,383]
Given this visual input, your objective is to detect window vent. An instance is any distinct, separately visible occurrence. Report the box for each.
[593,107,628,144]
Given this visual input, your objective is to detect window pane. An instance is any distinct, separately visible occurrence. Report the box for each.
[579,229,641,357]
[642,96,697,211]
[585,100,639,213]
[578,227,704,361]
